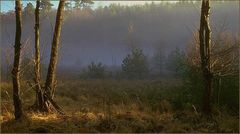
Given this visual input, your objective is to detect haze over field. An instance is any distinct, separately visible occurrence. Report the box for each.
[1,1,238,68]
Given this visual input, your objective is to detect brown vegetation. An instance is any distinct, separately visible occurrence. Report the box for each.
[1,80,239,133]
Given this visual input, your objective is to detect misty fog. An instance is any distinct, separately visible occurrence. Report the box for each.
[1,1,238,70]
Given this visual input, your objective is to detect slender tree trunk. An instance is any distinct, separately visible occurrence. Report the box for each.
[34,0,41,97]
[32,0,65,114]
[199,0,212,114]
[45,0,65,98]
[32,0,48,112]
[12,0,23,119]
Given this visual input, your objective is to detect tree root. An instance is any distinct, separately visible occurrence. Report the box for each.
[27,81,64,115]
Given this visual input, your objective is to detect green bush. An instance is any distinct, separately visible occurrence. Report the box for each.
[122,48,149,79]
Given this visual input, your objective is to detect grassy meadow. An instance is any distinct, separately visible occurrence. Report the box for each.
[1,79,239,133]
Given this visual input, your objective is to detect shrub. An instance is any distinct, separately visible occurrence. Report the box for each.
[122,48,149,79]
[80,62,106,79]
[166,47,187,77]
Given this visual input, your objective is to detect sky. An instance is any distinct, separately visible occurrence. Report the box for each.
[0,1,181,13]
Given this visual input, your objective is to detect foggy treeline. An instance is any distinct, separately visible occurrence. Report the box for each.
[1,1,238,72]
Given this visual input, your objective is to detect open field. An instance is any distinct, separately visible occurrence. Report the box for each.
[1,79,239,133]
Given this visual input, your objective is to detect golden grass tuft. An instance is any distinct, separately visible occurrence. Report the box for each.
[29,113,59,121]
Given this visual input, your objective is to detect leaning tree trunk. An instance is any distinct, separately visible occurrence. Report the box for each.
[45,0,65,97]
[12,0,23,119]
[199,0,212,114]
[42,0,65,114]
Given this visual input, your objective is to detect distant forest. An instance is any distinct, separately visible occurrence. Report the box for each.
[1,2,238,68]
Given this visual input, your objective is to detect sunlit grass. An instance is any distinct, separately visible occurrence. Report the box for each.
[0,112,14,123]
[29,113,59,121]
[1,80,239,133]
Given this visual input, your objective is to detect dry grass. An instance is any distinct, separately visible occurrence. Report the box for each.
[1,79,239,133]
